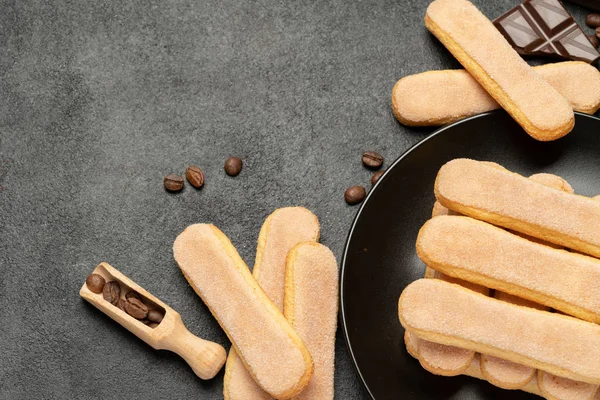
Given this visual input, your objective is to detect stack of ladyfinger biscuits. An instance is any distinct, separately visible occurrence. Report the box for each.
[173,207,338,400]
[391,0,600,138]
[398,158,600,400]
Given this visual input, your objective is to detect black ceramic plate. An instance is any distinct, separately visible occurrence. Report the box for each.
[341,111,600,400]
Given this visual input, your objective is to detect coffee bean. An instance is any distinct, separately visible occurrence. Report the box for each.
[124,298,149,320]
[118,298,128,312]
[125,291,142,301]
[224,156,243,176]
[148,309,164,324]
[589,34,600,48]
[148,322,160,328]
[371,171,384,185]
[362,151,384,169]
[102,281,121,306]
[596,26,600,39]
[587,13,600,28]
[164,174,184,192]
[86,274,106,294]
[140,319,152,325]
[345,186,366,205]
[185,166,205,189]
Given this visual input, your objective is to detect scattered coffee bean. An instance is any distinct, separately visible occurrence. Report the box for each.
[125,291,142,301]
[124,298,149,320]
[185,165,205,189]
[86,274,106,294]
[362,151,384,169]
[345,186,366,205]
[148,309,164,324]
[588,34,600,48]
[103,281,121,306]
[224,156,243,176]
[164,174,184,192]
[118,298,128,312]
[587,13,600,28]
[371,171,384,185]
[596,26,600,38]
[148,322,160,329]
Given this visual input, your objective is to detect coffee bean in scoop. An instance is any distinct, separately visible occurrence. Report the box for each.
[103,281,121,306]
[124,298,149,320]
[85,274,106,294]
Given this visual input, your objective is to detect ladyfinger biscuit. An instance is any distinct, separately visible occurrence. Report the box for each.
[224,207,320,400]
[398,279,600,384]
[435,159,600,258]
[284,242,338,400]
[425,166,556,296]
[406,330,474,378]
[417,265,487,377]
[538,371,598,400]
[425,0,574,141]
[418,215,600,323]
[173,224,313,399]
[480,355,536,390]
[406,325,544,396]
[417,338,474,377]
[405,315,600,398]
[537,195,600,400]
[528,173,574,195]
[462,355,543,397]
[421,200,487,377]
[479,292,547,390]
[466,173,570,389]
[391,62,600,126]
[404,331,419,359]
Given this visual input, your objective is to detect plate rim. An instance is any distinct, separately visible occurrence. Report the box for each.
[339,110,600,399]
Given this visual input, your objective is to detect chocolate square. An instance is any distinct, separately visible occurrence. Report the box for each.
[494,0,600,63]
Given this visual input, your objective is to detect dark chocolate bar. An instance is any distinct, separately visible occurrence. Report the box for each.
[494,0,600,63]
[565,0,600,11]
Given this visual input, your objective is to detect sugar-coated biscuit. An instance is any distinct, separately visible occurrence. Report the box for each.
[417,338,474,377]
[475,172,571,390]
[464,355,544,397]
[425,0,574,141]
[435,159,600,258]
[224,207,320,400]
[399,279,600,384]
[479,293,547,390]
[404,331,419,359]
[528,173,574,195]
[538,371,598,400]
[480,354,536,390]
[537,195,600,400]
[417,215,600,324]
[391,62,600,126]
[418,269,487,377]
[284,242,338,400]
[420,200,488,377]
[173,224,313,399]
[405,337,545,397]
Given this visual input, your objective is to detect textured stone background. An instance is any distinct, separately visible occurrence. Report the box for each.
[0,0,597,398]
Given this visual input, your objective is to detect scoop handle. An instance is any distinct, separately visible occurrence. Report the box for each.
[158,315,226,380]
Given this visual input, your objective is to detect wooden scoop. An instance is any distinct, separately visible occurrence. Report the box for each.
[80,262,227,379]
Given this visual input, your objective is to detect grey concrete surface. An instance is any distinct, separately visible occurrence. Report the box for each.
[0,0,597,398]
